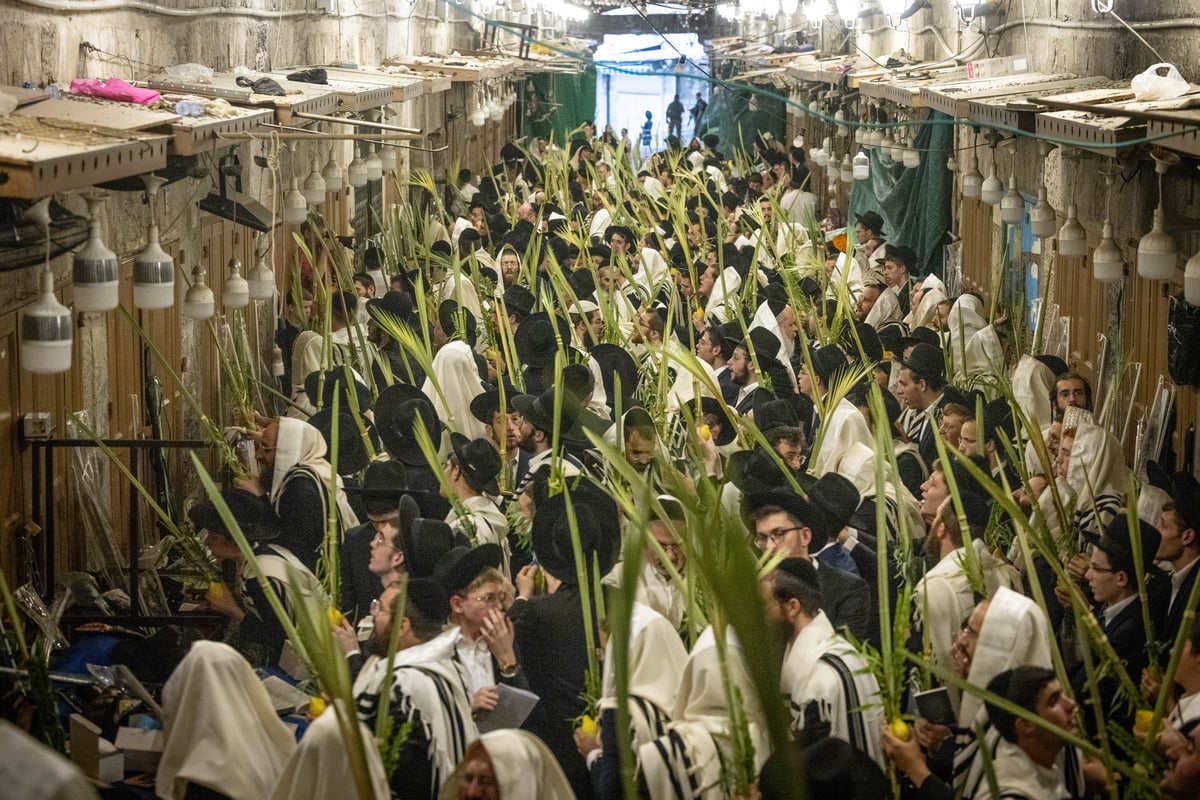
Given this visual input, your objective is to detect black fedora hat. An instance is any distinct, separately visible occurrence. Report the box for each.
[449,432,502,494]
[590,343,639,411]
[854,210,886,237]
[512,388,581,436]
[603,224,636,245]
[1146,461,1200,535]
[876,321,906,357]
[502,284,536,319]
[728,447,793,494]
[754,397,801,433]
[809,343,848,387]
[746,328,783,372]
[469,384,517,425]
[375,383,443,466]
[438,299,477,345]
[404,577,450,624]
[366,290,416,326]
[743,487,818,535]
[345,461,415,516]
[1088,515,1162,576]
[433,543,504,597]
[188,489,278,541]
[900,326,940,352]
[304,368,373,413]
[307,408,378,475]
[898,342,945,382]
[699,396,738,446]
[399,498,456,580]
[513,312,573,370]
[807,473,861,550]
[530,482,620,583]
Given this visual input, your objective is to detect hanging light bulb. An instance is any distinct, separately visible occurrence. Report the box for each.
[1057,205,1087,257]
[1029,186,1056,238]
[347,145,369,188]
[839,154,854,183]
[379,145,397,172]
[20,199,72,375]
[980,161,1004,205]
[134,175,174,310]
[73,192,119,312]
[902,146,921,169]
[303,158,327,205]
[962,153,983,199]
[889,136,906,164]
[879,131,895,157]
[364,145,383,181]
[282,176,308,225]
[489,104,505,122]
[999,175,1024,224]
[946,154,958,172]
[182,265,215,321]
[835,107,848,138]
[1092,221,1124,283]
[223,257,250,309]
[814,139,832,167]
[322,145,344,193]
[1185,248,1200,305]
[1137,154,1180,280]
[247,249,274,301]
[852,150,870,180]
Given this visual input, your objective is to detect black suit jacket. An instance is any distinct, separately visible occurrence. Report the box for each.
[817,562,875,648]
[340,523,378,623]
[1072,599,1149,736]
[1161,564,1198,648]
[510,584,596,800]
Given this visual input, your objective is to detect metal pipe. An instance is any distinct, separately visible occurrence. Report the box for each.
[266,123,451,152]
[217,129,425,142]
[292,112,421,134]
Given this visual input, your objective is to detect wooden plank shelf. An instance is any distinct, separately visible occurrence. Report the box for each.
[920,73,1086,119]
[144,73,338,125]
[966,77,1111,133]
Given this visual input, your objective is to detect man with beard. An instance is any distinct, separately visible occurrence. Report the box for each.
[354,578,478,800]
[512,388,583,492]
[763,557,884,766]
[470,388,527,498]
[634,495,688,630]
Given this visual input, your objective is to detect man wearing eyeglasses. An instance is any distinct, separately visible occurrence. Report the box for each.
[745,489,871,645]
[633,496,689,631]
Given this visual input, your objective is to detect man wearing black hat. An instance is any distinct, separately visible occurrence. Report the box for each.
[896,342,947,470]
[800,343,874,478]
[354,578,477,800]
[696,324,738,405]
[443,433,510,574]
[854,211,886,244]
[726,328,773,415]
[189,490,320,671]
[340,461,409,624]
[763,557,884,766]
[746,490,872,645]
[366,290,426,386]
[512,388,583,492]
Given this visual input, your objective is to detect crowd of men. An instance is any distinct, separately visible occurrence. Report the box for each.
[14,124,1200,800]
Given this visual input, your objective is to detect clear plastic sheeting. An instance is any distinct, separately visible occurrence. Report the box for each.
[13,583,67,656]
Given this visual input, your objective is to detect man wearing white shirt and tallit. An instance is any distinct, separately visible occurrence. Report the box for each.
[423,300,487,441]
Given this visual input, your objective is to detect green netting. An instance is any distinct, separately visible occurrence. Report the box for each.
[525,68,598,145]
[849,109,954,278]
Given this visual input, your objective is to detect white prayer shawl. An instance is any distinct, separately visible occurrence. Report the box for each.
[638,626,771,800]
[449,217,473,248]
[437,267,483,332]
[589,207,612,240]
[642,175,666,201]
[864,284,902,328]
[915,548,983,685]
[826,252,864,303]
[268,710,390,800]
[156,641,297,800]
[705,164,728,193]
[945,295,986,382]
[811,397,875,478]
[638,246,671,291]
[1065,421,1128,536]
[782,611,885,767]
[437,730,575,800]
[964,325,1005,388]
[600,602,689,749]
[287,328,375,418]
[989,739,1071,800]
[779,188,817,227]
[644,339,719,415]
[446,495,511,575]
[271,417,360,534]
[635,560,687,631]
[0,720,99,800]
[353,628,478,795]
[1010,355,1057,433]
[704,266,743,324]
[585,353,611,417]
[905,284,947,331]
[597,288,639,341]
[423,339,487,440]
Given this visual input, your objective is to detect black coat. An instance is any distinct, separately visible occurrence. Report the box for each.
[1160,564,1196,649]
[510,584,597,800]
[1072,598,1149,737]
[340,523,378,624]
[817,561,875,648]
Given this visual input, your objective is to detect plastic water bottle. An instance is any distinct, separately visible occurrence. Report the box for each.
[176,99,205,116]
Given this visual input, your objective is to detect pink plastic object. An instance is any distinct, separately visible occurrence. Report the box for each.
[69,77,161,105]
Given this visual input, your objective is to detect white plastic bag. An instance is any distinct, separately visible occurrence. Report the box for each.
[164,62,214,84]
[1131,63,1189,101]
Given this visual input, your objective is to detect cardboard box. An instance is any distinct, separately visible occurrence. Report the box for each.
[115,726,165,774]
[70,714,124,784]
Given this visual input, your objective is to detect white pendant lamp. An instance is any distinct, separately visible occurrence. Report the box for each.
[223,257,249,309]
[133,175,175,310]
[999,175,1024,225]
[364,145,383,181]
[980,161,1004,205]
[839,154,853,184]
[1137,153,1180,280]
[961,154,983,199]
[183,265,215,321]
[282,177,308,225]
[302,158,327,205]
[1057,205,1087,258]
[322,145,344,193]
[1092,221,1124,283]
[247,246,275,301]
[814,138,832,167]
[889,137,905,164]
[902,146,920,169]
[1185,249,1200,305]
[73,192,119,312]
[379,145,397,172]
[20,198,72,375]
[852,150,870,180]
[879,132,895,158]
[1029,186,1056,238]
[946,155,958,172]
[347,145,369,188]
